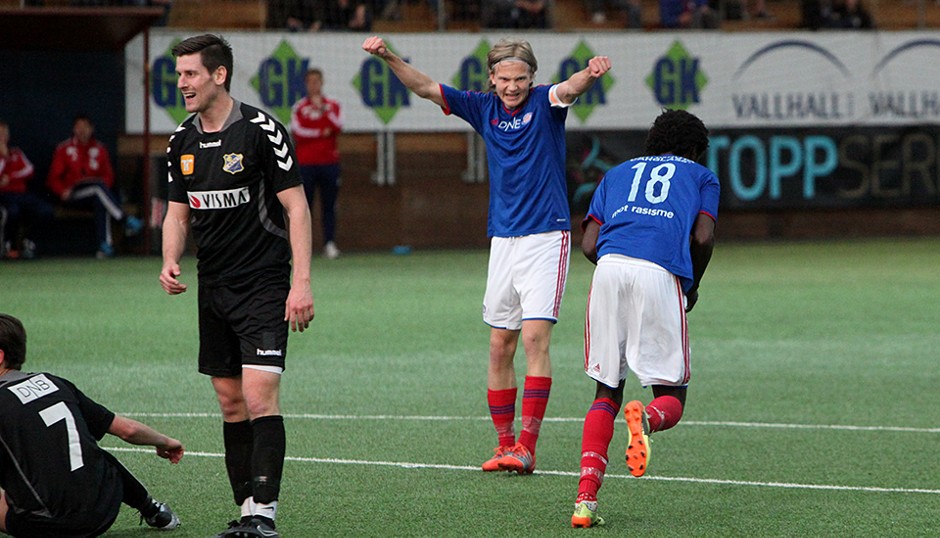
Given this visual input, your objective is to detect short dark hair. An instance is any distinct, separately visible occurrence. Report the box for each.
[172,33,234,92]
[644,109,710,161]
[0,314,27,371]
[73,114,93,127]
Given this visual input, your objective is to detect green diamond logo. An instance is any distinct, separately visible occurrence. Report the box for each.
[551,40,614,123]
[450,39,492,91]
[250,40,309,125]
[353,40,410,125]
[151,40,187,124]
[645,41,707,110]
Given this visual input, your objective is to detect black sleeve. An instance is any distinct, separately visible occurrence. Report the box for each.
[55,376,115,441]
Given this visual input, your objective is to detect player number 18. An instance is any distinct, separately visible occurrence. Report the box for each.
[628,162,674,204]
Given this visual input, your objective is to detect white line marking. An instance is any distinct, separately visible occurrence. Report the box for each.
[104,447,940,495]
[120,412,940,434]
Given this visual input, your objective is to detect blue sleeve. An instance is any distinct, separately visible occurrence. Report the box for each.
[441,84,486,133]
[586,174,609,224]
[699,171,720,221]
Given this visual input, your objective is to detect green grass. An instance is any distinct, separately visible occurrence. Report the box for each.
[1,238,939,536]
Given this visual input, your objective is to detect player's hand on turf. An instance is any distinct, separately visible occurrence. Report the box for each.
[285,286,315,333]
[587,56,612,79]
[159,263,187,295]
[158,438,184,464]
[362,36,389,58]
[685,289,699,313]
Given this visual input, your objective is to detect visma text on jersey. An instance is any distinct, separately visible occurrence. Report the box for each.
[187,187,251,210]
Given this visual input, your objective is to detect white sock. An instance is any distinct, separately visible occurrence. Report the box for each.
[240,497,256,520]
[254,500,278,522]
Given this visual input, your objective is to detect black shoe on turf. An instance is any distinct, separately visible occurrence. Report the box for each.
[141,501,180,530]
[215,517,279,538]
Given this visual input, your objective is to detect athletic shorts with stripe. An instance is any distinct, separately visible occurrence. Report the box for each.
[584,254,690,388]
[197,271,290,377]
[483,230,570,330]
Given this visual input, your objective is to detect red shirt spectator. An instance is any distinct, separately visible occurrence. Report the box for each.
[47,116,114,200]
[290,90,343,165]
[0,143,35,195]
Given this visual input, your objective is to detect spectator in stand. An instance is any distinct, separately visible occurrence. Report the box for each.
[483,0,548,29]
[823,0,874,29]
[588,0,642,29]
[660,0,719,28]
[0,121,53,260]
[318,0,372,31]
[290,68,344,260]
[267,0,319,31]
[46,115,143,259]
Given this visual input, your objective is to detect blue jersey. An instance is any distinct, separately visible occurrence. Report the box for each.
[441,84,571,238]
[586,154,720,292]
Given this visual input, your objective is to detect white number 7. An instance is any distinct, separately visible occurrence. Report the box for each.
[39,402,84,471]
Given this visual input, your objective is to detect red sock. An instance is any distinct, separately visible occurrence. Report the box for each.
[577,398,619,501]
[646,395,684,433]
[518,376,552,454]
[487,388,517,448]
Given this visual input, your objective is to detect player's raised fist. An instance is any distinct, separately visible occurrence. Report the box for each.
[587,56,611,78]
[362,36,388,57]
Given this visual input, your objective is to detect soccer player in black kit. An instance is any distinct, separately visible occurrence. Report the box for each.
[159,34,314,538]
[0,313,184,537]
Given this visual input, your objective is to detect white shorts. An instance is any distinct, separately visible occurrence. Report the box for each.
[483,230,570,330]
[584,254,690,388]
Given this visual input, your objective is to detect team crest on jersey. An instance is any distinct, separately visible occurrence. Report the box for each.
[181,154,194,175]
[222,153,245,175]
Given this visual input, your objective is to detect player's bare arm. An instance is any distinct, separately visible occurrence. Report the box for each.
[362,36,445,108]
[278,185,315,332]
[554,56,611,105]
[581,219,601,265]
[108,415,185,464]
[686,213,717,312]
[159,201,191,295]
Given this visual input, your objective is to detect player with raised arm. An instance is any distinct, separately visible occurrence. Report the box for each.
[363,36,611,474]
[571,109,718,527]
[160,34,314,538]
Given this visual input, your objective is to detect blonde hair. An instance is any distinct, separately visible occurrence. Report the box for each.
[486,39,538,92]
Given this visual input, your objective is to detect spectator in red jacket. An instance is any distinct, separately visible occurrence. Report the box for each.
[0,120,53,259]
[290,68,343,259]
[46,115,142,258]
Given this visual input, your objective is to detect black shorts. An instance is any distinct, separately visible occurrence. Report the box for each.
[198,272,290,377]
[5,510,118,538]
[5,482,121,538]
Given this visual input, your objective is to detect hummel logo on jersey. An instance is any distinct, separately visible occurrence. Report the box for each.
[256,349,283,357]
[200,140,222,148]
[187,187,250,210]
[8,374,58,404]
[223,153,244,175]
[250,112,294,171]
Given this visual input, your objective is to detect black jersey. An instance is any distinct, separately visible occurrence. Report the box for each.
[167,101,302,285]
[0,371,122,526]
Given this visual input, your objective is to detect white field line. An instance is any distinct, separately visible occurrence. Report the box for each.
[121,412,940,434]
[105,446,940,496]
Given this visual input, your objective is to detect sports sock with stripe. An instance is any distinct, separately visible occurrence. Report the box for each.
[647,395,684,433]
[487,387,517,447]
[518,376,552,454]
[577,397,619,500]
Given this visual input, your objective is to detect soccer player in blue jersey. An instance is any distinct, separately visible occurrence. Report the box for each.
[571,109,718,527]
[362,36,611,474]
